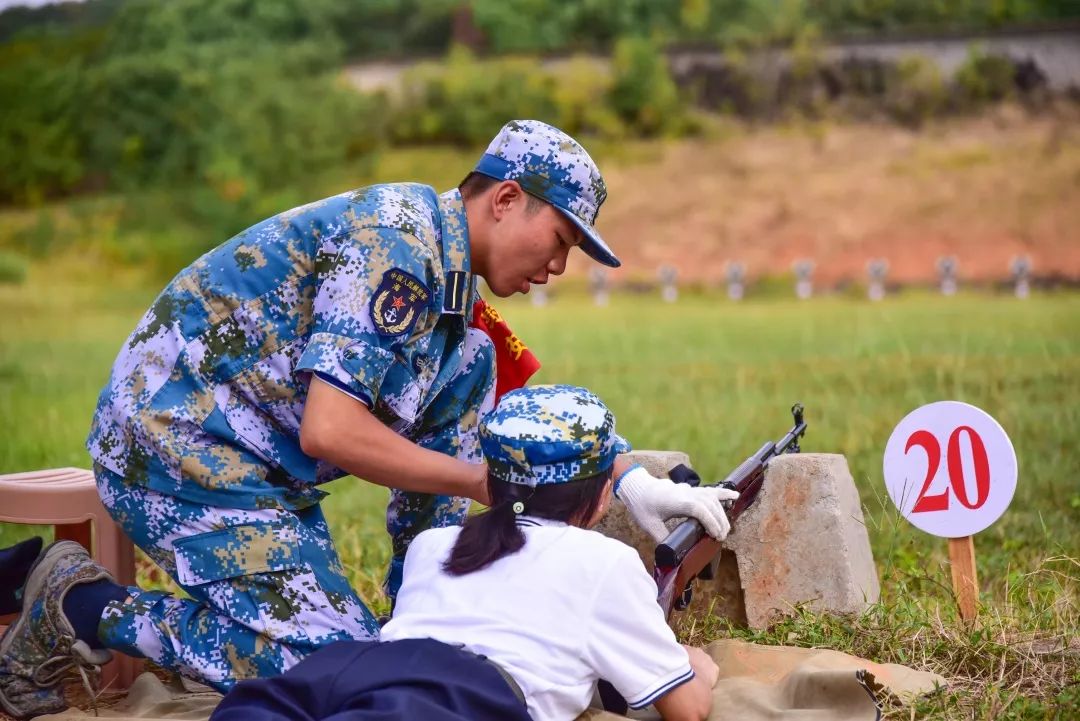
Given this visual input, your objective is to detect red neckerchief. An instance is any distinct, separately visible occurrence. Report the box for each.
[470,299,541,400]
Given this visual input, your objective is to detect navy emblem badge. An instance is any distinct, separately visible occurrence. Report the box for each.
[370,269,430,336]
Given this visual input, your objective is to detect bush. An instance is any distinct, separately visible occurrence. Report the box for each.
[388,41,686,145]
[609,37,684,136]
[0,40,89,204]
[885,55,946,128]
[391,46,558,145]
[10,211,59,259]
[0,251,28,285]
[550,56,625,139]
[776,28,829,120]
[390,46,635,146]
[83,46,376,194]
[955,48,1016,108]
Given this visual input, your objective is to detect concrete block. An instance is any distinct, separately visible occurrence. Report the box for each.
[721,453,880,628]
[593,451,879,630]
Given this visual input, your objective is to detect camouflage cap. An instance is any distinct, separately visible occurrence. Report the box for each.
[480,384,631,487]
[475,120,620,268]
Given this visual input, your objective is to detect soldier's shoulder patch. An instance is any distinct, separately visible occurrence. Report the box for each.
[370,268,431,337]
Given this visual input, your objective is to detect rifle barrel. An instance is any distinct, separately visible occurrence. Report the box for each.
[719,442,773,487]
[772,421,807,456]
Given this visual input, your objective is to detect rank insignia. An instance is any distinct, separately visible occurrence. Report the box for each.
[370,269,430,337]
[444,270,470,314]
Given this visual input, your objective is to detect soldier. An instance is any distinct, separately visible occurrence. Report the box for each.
[0,121,736,719]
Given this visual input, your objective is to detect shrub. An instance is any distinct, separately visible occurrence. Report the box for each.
[609,37,684,136]
[388,41,685,144]
[391,46,557,145]
[0,41,88,204]
[885,55,946,128]
[550,56,625,139]
[0,251,28,285]
[774,28,831,120]
[83,46,374,194]
[955,47,1016,108]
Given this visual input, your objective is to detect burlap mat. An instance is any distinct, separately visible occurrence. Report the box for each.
[34,640,944,721]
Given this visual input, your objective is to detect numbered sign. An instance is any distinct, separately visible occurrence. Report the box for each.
[884,401,1017,538]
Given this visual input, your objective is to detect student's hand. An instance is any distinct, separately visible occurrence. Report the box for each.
[684,645,719,688]
[615,466,739,542]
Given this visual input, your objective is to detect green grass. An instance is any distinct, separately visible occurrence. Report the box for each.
[1,265,1077,718]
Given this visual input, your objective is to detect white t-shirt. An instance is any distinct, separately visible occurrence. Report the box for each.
[380,516,693,721]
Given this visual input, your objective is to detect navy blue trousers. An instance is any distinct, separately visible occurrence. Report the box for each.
[210,639,533,721]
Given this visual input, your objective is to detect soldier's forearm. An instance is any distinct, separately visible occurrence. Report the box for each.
[300,377,489,503]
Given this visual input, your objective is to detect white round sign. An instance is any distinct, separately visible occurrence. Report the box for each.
[883,401,1017,538]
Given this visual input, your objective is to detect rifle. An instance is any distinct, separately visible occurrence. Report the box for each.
[654,403,807,618]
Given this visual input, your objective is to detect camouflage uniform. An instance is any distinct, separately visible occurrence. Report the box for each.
[86,183,495,691]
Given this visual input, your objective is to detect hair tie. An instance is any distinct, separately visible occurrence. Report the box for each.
[512,501,526,515]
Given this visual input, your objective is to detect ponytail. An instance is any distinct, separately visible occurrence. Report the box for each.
[443,480,531,576]
[443,470,611,576]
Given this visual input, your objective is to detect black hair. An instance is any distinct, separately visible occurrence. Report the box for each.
[443,469,612,576]
[458,171,545,215]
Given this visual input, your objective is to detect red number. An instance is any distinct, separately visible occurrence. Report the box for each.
[907,426,991,513]
[907,430,948,513]
[947,426,990,509]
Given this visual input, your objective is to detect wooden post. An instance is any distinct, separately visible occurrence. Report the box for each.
[948,536,979,621]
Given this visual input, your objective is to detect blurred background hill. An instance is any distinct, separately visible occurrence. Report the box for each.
[1,0,1078,287]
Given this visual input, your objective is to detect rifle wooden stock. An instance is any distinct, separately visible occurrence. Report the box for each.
[656,535,721,615]
[654,404,807,618]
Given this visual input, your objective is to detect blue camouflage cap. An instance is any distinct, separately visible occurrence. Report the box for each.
[480,384,631,487]
[475,120,620,268]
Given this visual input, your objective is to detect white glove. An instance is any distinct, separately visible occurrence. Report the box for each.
[615,465,740,543]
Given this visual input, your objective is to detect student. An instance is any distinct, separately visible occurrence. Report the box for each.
[211,384,735,721]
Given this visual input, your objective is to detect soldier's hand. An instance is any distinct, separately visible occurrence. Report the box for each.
[615,466,739,542]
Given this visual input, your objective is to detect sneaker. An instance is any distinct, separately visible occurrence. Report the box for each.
[0,541,114,719]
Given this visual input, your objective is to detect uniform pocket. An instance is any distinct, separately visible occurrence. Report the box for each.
[171,519,324,654]
[172,521,303,587]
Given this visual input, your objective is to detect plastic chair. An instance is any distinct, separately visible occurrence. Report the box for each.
[0,467,140,690]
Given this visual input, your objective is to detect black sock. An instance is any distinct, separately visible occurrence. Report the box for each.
[62,578,128,649]
[0,536,44,615]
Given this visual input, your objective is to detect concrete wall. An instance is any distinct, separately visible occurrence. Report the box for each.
[346,26,1080,95]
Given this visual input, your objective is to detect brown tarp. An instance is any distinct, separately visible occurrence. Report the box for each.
[35,640,944,721]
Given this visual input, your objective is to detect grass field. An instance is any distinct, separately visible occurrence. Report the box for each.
[1,261,1077,717]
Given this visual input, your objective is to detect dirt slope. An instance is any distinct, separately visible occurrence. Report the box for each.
[573,109,1080,286]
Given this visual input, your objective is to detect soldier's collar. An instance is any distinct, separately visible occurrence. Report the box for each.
[438,188,472,316]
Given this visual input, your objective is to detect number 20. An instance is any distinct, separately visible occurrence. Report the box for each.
[906,426,990,513]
